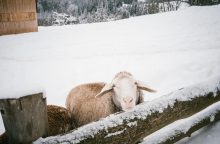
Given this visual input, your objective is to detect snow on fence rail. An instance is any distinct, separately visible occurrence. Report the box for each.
[142,101,220,144]
[34,76,220,144]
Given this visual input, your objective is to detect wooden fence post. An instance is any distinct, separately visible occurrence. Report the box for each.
[0,93,48,143]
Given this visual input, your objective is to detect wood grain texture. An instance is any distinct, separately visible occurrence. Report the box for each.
[0,93,48,144]
[0,12,36,22]
[0,0,38,35]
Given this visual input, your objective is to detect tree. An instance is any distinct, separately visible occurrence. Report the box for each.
[189,0,220,5]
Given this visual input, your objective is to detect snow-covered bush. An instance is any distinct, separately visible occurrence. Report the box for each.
[189,0,220,5]
[37,0,190,26]
[116,7,130,19]
[38,12,53,26]
[52,12,79,26]
[91,8,109,23]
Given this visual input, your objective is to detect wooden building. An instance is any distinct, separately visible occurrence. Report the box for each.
[0,0,38,35]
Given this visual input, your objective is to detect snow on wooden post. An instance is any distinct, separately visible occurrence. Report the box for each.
[0,93,48,144]
[34,77,220,144]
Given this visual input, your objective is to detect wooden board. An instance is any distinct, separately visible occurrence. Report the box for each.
[0,0,38,35]
[0,93,48,143]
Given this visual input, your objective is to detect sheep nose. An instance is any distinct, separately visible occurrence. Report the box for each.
[123,97,133,103]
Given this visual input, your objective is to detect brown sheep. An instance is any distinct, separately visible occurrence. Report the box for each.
[0,105,74,144]
[47,105,74,136]
[0,133,7,144]
[66,71,156,127]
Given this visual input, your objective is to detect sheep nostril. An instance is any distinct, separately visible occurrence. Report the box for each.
[123,98,133,103]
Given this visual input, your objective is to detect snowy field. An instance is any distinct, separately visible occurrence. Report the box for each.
[0,4,220,143]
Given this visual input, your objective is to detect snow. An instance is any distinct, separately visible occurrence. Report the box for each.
[141,101,220,144]
[34,76,220,143]
[210,115,215,122]
[104,128,126,138]
[0,88,46,99]
[178,2,190,10]
[127,121,137,127]
[177,121,220,144]
[1,4,220,143]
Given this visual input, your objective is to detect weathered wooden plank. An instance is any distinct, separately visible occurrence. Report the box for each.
[0,23,3,34]
[0,0,3,13]
[10,0,14,12]
[16,0,21,12]
[23,0,26,11]
[142,101,220,144]
[32,0,36,12]
[0,93,48,144]
[0,0,38,35]
[7,0,12,12]
[3,0,8,13]
[0,12,36,22]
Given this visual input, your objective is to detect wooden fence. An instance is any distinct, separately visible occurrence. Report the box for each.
[0,93,48,143]
[0,0,38,35]
[34,77,220,144]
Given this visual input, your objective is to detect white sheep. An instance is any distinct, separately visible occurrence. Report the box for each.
[66,71,156,127]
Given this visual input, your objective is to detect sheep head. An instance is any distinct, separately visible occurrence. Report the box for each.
[95,71,156,111]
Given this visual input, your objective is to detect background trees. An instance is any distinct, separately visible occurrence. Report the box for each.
[36,0,219,26]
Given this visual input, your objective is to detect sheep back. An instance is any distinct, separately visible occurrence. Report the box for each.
[0,132,8,144]
[66,82,119,127]
[47,105,74,136]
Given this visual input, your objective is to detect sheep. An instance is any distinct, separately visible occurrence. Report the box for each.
[0,105,75,143]
[66,71,156,127]
[0,133,7,144]
[47,105,75,136]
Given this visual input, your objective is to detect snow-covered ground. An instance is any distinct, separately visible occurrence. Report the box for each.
[0,4,220,143]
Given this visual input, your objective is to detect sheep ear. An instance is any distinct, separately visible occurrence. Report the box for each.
[95,83,114,98]
[136,81,157,93]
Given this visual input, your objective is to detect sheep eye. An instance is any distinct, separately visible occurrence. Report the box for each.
[134,82,138,85]
[112,84,116,88]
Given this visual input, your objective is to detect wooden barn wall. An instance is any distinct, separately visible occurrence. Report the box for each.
[0,0,38,35]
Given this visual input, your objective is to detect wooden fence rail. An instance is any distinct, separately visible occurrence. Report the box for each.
[34,77,220,144]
